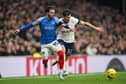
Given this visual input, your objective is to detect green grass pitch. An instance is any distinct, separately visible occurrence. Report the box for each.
[0,72,126,84]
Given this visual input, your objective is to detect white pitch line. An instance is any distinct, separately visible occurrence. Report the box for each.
[0,76,54,80]
[0,73,105,80]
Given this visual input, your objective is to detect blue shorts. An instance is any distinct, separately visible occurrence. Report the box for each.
[58,39,74,56]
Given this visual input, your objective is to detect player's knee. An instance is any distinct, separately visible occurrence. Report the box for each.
[41,48,49,59]
[58,50,64,58]
[61,45,66,52]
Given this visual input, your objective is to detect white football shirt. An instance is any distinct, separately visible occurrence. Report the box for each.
[57,16,79,43]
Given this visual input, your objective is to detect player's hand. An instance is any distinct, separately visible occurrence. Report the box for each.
[96,27,104,32]
[62,24,66,27]
[15,29,20,34]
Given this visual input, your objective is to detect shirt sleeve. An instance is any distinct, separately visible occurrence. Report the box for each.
[32,17,44,26]
[54,16,60,25]
[72,16,80,25]
[19,17,43,32]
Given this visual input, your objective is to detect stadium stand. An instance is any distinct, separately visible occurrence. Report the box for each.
[0,0,126,56]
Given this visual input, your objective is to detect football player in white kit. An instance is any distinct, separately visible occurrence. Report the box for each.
[52,9,104,74]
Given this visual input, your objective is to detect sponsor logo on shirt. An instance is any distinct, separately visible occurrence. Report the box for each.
[62,29,72,33]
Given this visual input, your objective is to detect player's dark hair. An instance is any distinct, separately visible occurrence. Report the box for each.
[45,6,55,13]
[62,9,71,16]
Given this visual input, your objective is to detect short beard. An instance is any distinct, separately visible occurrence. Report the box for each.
[48,15,53,19]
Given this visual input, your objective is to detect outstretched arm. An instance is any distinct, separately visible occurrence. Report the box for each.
[15,17,43,33]
[80,20,104,32]
[15,23,33,33]
[19,23,34,32]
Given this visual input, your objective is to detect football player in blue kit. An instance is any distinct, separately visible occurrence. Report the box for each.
[15,6,70,80]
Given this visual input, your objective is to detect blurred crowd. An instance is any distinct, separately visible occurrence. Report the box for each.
[0,0,126,56]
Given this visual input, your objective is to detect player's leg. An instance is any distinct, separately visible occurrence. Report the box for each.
[61,44,67,74]
[41,46,50,68]
[52,44,68,76]
[63,43,74,74]
[52,39,65,66]
[52,45,66,66]
[57,50,64,80]
[65,43,74,60]
[55,42,74,62]
[51,40,64,80]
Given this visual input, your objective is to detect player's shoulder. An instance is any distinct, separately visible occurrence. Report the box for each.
[53,16,60,24]
[53,16,59,21]
[70,16,80,24]
[37,16,46,21]
[58,18,63,22]
[70,16,78,21]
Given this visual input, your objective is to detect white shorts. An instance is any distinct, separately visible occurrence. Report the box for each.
[41,40,62,59]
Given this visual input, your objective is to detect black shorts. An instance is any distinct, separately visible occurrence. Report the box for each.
[58,39,74,56]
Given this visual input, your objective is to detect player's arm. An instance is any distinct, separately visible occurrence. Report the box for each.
[15,17,42,33]
[80,20,104,32]
[15,23,34,33]
[56,22,69,35]
[56,25,63,35]
[56,22,73,35]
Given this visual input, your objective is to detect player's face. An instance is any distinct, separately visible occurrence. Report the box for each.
[63,15,71,23]
[47,9,55,19]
